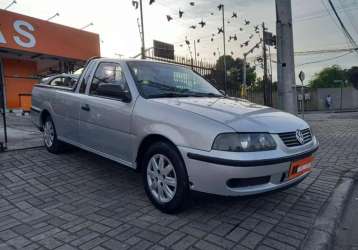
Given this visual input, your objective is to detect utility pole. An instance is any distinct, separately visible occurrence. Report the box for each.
[221,4,228,95]
[139,0,146,59]
[276,0,297,114]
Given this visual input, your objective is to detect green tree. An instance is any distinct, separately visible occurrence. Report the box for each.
[214,55,256,91]
[250,77,264,92]
[309,65,347,88]
[347,66,358,89]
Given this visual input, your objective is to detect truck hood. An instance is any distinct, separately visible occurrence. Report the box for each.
[151,97,308,133]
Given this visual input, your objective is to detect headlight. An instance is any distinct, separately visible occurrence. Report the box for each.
[212,133,277,152]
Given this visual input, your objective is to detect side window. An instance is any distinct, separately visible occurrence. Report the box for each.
[49,77,62,86]
[49,77,76,88]
[89,62,130,100]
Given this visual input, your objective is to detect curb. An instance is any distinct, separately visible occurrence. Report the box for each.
[302,177,354,250]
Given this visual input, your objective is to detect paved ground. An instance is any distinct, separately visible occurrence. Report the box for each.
[0,112,43,150]
[333,179,358,250]
[0,112,357,250]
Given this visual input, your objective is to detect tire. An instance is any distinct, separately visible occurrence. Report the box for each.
[142,141,190,214]
[43,115,64,154]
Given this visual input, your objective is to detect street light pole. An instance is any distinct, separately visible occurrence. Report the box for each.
[262,23,268,105]
[193,40,197,62]
[80,22,94,30]
[221,4,228,95]
[243,54,247,88]
[4,0,16,10]
[47,13,59,21]
[139,0,146,59]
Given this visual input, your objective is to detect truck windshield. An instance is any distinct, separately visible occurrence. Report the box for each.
[127,61,223,99]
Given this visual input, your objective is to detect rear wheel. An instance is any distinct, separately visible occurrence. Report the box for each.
[43,116,63,154]
[143,142,189,213]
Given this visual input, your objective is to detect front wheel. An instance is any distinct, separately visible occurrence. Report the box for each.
[43,116,63,154]
[143,142,190,213]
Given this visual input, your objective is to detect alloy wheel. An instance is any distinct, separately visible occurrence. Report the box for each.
[43,120,55,148]
[146,154,177,204]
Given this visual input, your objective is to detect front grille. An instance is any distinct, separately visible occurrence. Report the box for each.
[278,128,312,147]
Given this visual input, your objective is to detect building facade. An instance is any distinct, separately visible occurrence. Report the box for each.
[0,9,100,111]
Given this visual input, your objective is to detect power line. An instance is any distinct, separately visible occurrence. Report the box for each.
[295,47,358,56]
[297,51,353,66]
[326,0,358,55]
[294,3,358,23]
[245,46,358,61]
[320,0,351,49]
[337,0,358,37]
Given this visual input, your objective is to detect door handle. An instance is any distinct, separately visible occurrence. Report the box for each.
[81,104,90,111]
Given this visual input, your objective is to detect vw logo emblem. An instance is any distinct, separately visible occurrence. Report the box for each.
[296,130,305,145]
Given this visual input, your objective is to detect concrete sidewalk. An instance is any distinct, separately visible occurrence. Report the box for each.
[0,112,43,150]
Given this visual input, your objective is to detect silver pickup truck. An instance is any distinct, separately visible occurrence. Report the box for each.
[32,58,319,213]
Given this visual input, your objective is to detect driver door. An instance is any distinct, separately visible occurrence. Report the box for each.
[79,62,134,165]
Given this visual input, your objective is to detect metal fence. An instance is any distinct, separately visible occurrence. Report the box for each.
[144,48,225,86]
[145,48,216,76]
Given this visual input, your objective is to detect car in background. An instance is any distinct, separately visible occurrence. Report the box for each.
[39,74,79,89]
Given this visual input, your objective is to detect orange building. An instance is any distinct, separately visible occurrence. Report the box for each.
[0,9,100,111]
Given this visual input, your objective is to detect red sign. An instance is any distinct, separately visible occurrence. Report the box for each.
[0,9,100,60]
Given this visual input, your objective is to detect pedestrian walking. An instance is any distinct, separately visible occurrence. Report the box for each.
[326,94,332,111]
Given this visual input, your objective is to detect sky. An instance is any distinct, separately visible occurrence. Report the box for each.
[1,0,357,82]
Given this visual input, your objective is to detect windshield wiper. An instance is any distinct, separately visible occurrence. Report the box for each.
[147,92,192,99]
[183,92,223,98]
[147,92,224,99]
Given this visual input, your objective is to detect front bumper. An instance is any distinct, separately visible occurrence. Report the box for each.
[178,136,319,196]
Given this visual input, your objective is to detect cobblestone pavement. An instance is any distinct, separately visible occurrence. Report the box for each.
[0,112,357,250]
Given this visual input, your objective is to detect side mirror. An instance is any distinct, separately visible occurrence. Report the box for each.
[96,82,131,102]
